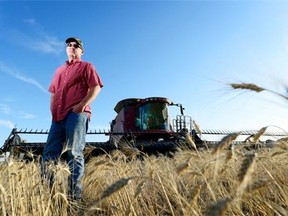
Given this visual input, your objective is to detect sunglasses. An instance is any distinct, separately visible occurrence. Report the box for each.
[67,43,81,49]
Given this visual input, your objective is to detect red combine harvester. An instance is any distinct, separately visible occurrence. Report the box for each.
[2,97,286,160]
[108,97,203,154]
[1,97,203,160]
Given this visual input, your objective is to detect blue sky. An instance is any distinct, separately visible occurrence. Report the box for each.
[1,1,288,145]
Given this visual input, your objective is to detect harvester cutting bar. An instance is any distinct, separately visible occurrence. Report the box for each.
[13,128,288,137]
[15,128,110,135]
[16,128,49,134]
[15,129,180,135]
[201,129,287,137]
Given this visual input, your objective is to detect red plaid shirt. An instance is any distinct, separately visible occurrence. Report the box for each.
[49,59,103,122]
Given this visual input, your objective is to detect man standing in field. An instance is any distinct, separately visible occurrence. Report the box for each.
[41,37,103,200]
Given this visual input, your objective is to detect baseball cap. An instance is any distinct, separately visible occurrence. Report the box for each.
[65,37,83,49]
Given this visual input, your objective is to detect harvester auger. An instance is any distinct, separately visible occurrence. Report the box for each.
[1,97,287,160]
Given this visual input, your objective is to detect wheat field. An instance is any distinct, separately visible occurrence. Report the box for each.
[1,137,288,216]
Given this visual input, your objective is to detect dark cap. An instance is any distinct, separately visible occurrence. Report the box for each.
[65,37,83,49]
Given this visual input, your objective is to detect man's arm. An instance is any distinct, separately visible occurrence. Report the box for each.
[50,93,55,113]
[72,85,101,113]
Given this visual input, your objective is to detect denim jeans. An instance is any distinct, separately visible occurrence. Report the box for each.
[41,111,88,200]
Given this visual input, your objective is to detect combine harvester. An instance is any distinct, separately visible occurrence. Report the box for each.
[1,97,287,160]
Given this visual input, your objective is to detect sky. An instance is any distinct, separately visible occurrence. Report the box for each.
[1,0,288,146]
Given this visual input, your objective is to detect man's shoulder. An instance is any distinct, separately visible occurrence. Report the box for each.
[80,61,93,66]
[80,61,96,71]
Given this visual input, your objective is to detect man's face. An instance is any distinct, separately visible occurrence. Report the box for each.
[66,42,83,59]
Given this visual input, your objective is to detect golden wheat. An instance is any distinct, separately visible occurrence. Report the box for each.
[1,143,288,215]
[234,152,257,202]
[212,133,239,154]
[190,185,201,207]
[271,151,288,157]
[185,133,198,150]
[192,120,202,137]
[252,126,268,143]
[231,82,288,100]
[99,177,134,201]
[205,197,232,216]
[175,161,190,174]
[245,179,269,193]
[237,153,257,183]
[230,83,265,92]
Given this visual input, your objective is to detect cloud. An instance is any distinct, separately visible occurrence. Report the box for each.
[31,37,64,54]
[0,61,48,94]
[0,120,14,129]
[17,111,36,119]
[0,18,64,55]
[22,18,64,54]
[12,73,48,93]
[0,103,36,119]
[23,18,36,25]
[0,104,10,115]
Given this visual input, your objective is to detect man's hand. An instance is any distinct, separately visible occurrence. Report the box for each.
[72,102,85,113]
[72,86,101,113]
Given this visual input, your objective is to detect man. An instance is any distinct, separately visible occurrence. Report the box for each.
[41,37,103,200]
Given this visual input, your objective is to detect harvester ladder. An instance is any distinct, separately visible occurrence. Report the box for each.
[173,115,192,132]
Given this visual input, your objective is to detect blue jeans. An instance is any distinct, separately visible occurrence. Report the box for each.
[41,111,88,199]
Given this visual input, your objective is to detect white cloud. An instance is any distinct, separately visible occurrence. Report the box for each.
[0,120,14,129]
[23,18,36,25]
[17,111,36,119]
[0,61,48,94]
[0,18,64,55]
[12,73,48,93]
[31,37,64,54]
[21,18,64,54]
[0,103,36,119]
[0,104,10,115]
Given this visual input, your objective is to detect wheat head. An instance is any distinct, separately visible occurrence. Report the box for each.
[206,197,232,216]
[212,133,239,154]
[230,83,265,93]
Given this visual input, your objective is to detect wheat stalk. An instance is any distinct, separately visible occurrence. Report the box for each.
[252,126,268,143]
[205,197,232,216]
[0,183,7,215]
[190,185,201,207]
[220,145,235,174]
[99,177,134,201]
[121,146,141,159]
[235,153,257,200]
[185,133,198,151]
[267,201,288,216]
[134,180,146,199]
[192,120,202,137]
[237,153,257,183]
[245,179,269,193]
[230,82,288,100]
[52,192,69,205]
[175,161,190,174]
[212,133,239,154]
[271,151,288,157]
[230,83,265,92]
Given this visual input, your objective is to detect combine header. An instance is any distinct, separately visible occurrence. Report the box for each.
[1,97,287,160]
[1,97,204,159]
